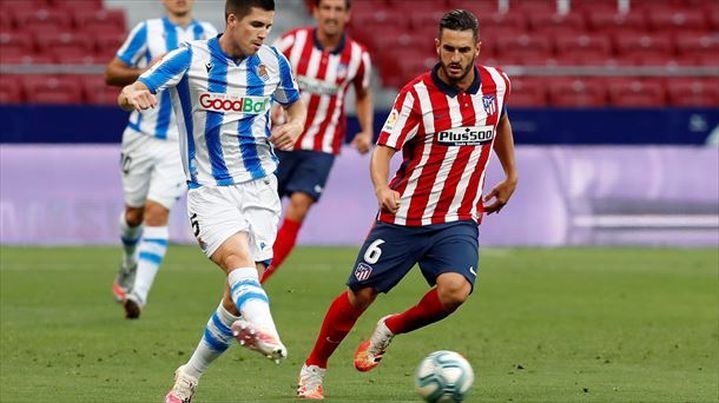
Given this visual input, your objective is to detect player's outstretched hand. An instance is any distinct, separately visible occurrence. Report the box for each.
[483,177,517,215]
[351,131,373,155]
[376,186,400,214]
[270,121,302,151]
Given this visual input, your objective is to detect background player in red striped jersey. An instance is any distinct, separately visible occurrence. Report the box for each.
[261,0,374,283]
[296,9,517,399]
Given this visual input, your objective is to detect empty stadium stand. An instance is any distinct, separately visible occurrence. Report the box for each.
[0,0,717,106]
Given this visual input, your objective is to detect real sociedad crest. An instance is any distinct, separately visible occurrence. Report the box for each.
[257,64,270,81]
[482,94,497,116]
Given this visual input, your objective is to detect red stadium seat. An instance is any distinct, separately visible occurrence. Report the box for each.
[666,78,719,107]
[347,0,391,16]
[72,9,126,32]
[555,33,612,58]
[410,10,448,30]
[1,0,49,12]
[608,79,666,107]
[549,78,608,107]
[448,0,497,15]
[613,32,674,57]
[0,31,34,54]
[13,9,72,31]
[675,32,719,58]
[0,77,24,104]
[495,33,553,58]
[507,77,548,107]
[52,48,100,65]
[34,31,94,55]
[392,0,447,15]
[709,10,719,30]
[571,0,618,14]
[512,0,556,15]
[50,0,103,9]
[586,10,647,32]
[94,31,126,60]
[81,75,120,105]
[0,12,13,29]
[632,53,699,67]
[0,52,54,64]
[647,9,708,32]
[23,76,83,104]
[479,13,528,32]
[528,12,586,32]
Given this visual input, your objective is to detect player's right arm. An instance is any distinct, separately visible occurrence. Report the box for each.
[105,22,156,87]
[117,45,193,112]
[371,87,421,214]
[105,56,164,87]
[370,145,400,214]
[118,81,156,112]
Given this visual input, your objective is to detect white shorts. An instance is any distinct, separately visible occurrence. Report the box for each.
[120,130,185,209]
[187,175,281,261]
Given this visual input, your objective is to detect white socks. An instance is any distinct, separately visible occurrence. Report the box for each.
[228,267,279,337]
[119,213,143,267]
[185,303,238,379]
[132,226,169,305]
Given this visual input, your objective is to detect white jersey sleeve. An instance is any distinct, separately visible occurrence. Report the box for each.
[138,44,193,94]
[270,46,300,106]
[116,22,149,67]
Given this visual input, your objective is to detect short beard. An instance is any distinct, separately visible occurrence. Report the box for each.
[440,61,472,84]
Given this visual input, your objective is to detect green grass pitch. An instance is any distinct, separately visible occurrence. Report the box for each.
[1,246,717,402]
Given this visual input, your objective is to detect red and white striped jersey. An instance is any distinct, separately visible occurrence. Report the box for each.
[377,64,511,227]
[275,27,372,155]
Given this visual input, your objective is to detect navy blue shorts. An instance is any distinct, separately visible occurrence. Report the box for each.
[346,221,480,293]
[275,150,335,201]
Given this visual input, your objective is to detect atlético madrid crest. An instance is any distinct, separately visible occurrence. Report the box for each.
[354,262,373,281]
[482,94,497,116]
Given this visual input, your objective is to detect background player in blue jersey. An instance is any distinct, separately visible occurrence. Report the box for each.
[117,1,306,401]
[106,0,217,319]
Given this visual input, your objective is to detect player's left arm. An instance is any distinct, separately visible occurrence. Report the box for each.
[483,113,518,215]
[351,86,374,155]
[269,46,306,150]
[270,99,307,151]
[350,50,374,155]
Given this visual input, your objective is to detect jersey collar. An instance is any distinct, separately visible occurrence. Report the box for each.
[162,15,198,30]
[209,34,247,65]
[312,28,346,55]
[430,63,481,97]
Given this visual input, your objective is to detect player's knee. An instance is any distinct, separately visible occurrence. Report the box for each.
[143,201,169,226]
[125,207,144,227]
[436,277,471,310]
[286,193,315,222]
[347,287,377,310]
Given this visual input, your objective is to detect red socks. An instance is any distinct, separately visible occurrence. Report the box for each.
[306,291,366,368]
[261,217,301,283]
[385,288,453,335]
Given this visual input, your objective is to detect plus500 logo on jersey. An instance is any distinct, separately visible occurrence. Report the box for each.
[198,92,270,114]
[436,125,495,146]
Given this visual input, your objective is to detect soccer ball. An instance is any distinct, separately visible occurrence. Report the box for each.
[415,350,475,402]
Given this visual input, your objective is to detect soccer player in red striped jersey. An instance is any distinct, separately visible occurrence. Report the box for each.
[261,0,374,283]
[296,9,517,399]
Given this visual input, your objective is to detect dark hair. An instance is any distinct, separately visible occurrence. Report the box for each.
[314,0,351,10]
[438,9,479,41]
[225,0,275,20]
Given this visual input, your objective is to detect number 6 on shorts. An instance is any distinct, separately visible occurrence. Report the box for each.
[363,239,385,264]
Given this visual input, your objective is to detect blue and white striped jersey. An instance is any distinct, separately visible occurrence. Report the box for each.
[138,36,301,187]
[117,16,218,141]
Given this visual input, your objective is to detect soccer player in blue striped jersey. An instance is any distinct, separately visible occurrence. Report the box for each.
[118,1,306,401]
[105,0,218,319]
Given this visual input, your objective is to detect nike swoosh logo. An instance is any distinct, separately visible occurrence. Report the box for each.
[326,337,340,344]
[469,266,477,276]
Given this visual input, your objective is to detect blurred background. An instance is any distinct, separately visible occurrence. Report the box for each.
[1,0,717,247]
